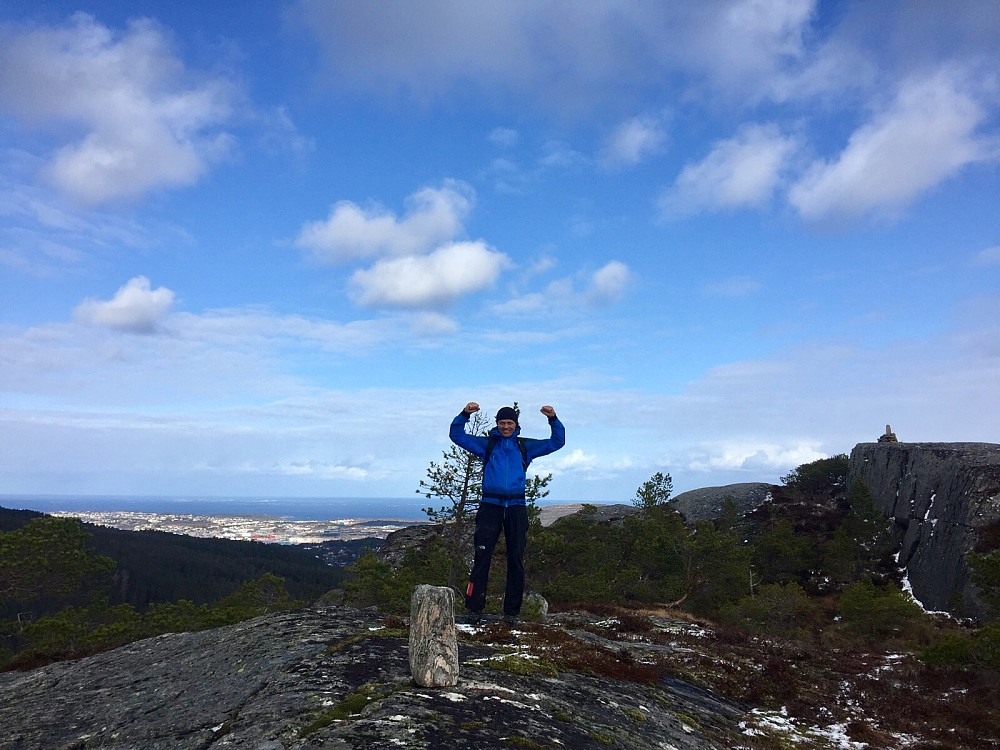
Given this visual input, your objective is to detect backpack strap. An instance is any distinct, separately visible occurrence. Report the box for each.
[484,435,529,470]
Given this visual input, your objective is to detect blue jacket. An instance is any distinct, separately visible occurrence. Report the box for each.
[449,412,566,506]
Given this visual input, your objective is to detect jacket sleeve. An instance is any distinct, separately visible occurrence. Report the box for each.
[449,413,488,458]
[524,416,565,460]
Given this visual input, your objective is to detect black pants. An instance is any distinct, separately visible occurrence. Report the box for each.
[465,502,528,616]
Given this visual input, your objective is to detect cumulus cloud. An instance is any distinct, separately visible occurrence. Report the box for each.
[295,181,474,263]
[599,115,667,169]
[686,441,826,472]
[74,276,175,334]
[350,241,507,308]
[660,123,799,217]
[587,261,632,304]
[789,69,994,220]
[288,0,817,109]
[0,14,236,204]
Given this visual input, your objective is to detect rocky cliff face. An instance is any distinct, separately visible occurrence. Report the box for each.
[0,603,746,750]
[849,442,1000,616]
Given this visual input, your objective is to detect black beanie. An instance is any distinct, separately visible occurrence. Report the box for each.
[495,406,518,424]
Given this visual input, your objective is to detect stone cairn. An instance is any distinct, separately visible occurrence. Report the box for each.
[878,424,898,443]
[409,584,459,687]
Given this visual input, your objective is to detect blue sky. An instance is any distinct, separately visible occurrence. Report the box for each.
[1,0,998,504]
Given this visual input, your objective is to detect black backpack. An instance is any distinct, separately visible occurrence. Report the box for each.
[484,435,529,471]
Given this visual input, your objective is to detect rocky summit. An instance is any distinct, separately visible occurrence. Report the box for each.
[0,603,746,750]
[850,441,1000,617]
[670,483,777,524]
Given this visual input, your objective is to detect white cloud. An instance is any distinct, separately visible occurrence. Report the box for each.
[0,14,236,204]
[660,123,799,217]
[288,0,817,109]
[350,241,508,308]
[703,276,763,298]
[550,448,599,472]
[489,127,519,147]
[599,115,667,169]
[974,246,1000,266]
[295,181,474,263]
[789,69,993,220]
[539,140,588,170]
[587,261,632,304]
[410,312,460,336]
[686,442,826,472]
[74,276,175,334]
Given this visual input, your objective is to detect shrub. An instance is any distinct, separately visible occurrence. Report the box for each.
[781,454,849,495]
[724,582,818,638]
[921,621,1000,670]
[839,578,924,639]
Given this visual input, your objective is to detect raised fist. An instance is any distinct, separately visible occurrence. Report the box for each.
[463,402,480,414]
[540,405,556,418]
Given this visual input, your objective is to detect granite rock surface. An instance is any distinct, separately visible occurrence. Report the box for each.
[0,603,745,749]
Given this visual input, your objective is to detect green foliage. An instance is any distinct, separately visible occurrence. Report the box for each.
[619,506,691,602]
[823,479,893,583]
[527,505,751,616]
[968,549,1000,619]
[751,517,815,586]
[781,454,849,495]
[723,582,817,638]
[633,471,673,508]
[344,542,452,615]
[2,573,304,670]
[206,572,301,623]
[685,521,753,615]
[920,621,1000,670]
[0,517,114,607]
[78,520,344,611]
[483,653,559,677]
[839,578,924,639]
[11,599,145,664]
[528,515,626,604]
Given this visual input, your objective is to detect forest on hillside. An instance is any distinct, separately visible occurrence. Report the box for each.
[0,507,346,669]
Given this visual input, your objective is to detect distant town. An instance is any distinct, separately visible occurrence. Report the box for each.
[50,510,424,545]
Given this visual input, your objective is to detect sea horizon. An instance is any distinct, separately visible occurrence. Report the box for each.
[0,493,588,522]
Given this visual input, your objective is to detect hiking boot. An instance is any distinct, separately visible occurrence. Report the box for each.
[464,611,483,626]
[502,614,518,627]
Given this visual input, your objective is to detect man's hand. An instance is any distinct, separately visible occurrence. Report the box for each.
[463,402,480,415]
[540,405,556,419]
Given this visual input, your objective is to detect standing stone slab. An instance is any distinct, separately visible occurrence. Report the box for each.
[409,584,458,687]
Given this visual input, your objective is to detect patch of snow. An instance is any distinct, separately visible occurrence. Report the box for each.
[441,692,466,702]
[211,724,225,733]
[924,493,936,520]
[900,572,951,616]
[743,708,868,749]
[483,695,541,711]
[808,722,867,749]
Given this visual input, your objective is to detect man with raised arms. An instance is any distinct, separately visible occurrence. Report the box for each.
[449,402,566,625]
